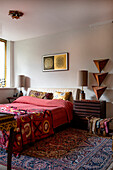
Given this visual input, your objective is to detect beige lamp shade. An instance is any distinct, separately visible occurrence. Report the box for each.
[18,75,25,87]
[78,70,88,87]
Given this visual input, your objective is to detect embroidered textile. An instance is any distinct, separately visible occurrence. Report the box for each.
[0,105,54,153]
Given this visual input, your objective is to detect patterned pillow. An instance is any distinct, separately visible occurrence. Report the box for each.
[29,90,46,99]
[44,93,53,99]
[53,92,72,100]
[29,90,53,99]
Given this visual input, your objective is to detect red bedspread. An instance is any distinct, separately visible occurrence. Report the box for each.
[0,96,73,153]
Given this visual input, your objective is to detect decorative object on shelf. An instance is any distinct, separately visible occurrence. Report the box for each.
[78,70,88,100]
[92,59,109,100]
[93,73,108,86]
[92,86,107,100]
[43,52,69,71]
[8,10,24,19]
[18,75,25,96]
[93,59,109,73]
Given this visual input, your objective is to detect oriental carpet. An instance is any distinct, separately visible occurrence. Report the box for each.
[22,127,92,158]
[0,127,112,170]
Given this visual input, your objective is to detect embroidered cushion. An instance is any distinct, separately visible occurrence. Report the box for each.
[44,93,53,99]
[29,90,46,99]
[29,90,53,99]
[53,92,72,100]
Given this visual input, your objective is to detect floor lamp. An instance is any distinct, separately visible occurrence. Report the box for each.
[78,70,88,100]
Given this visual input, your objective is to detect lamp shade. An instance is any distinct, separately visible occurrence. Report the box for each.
[78,70,88,86]
[18,75,25,87]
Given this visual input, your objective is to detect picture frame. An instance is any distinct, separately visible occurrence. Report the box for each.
[42,52,69,71]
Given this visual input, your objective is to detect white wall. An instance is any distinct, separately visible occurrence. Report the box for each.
[14,23,113,128]
[0,88,16,103]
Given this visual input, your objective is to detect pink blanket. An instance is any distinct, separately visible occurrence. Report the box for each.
[0,96,73,153]
[12,96,73,122]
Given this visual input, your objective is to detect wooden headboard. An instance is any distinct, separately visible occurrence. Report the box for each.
[27,88,80,101]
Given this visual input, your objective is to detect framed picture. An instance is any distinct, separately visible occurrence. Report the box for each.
[43,52,69,71]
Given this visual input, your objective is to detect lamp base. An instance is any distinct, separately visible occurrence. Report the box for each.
[19,91,23,97]
[80,90,85,100]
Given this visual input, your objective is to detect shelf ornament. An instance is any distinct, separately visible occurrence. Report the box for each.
[92,59,109,100]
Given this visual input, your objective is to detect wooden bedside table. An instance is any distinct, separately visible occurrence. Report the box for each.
[7,97,18,103]
[73,100,106,129]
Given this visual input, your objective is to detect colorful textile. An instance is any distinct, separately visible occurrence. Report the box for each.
[53,91,72,100]
[100,119,105,129]
[29,90,53,99]
[96,118,102,128]
[92,118,100,133]
[12,96,73,123]
[29,90,46,98]
[0,105,54,153]
[0,96,73,153]
[104,121,108,133]
[22,127,91,158]
[44,93,53,99]
[88,117,113,134]
[89,117,95,133]
[0,128,112,170]
[0,96,73,129]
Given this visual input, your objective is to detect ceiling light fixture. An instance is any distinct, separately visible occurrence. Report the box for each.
[8,10,24,19]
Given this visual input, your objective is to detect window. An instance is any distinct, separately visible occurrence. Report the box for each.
[0,39,7,87]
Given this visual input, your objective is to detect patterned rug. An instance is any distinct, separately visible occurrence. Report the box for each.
[22,127,93,158]
[0,127,113,170]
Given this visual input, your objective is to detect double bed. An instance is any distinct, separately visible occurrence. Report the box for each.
[0,88,80,153]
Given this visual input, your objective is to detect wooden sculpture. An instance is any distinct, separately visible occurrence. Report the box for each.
[93,73,108,86]
[93,59,109,73]
[92,86,107,100]
[92,59,109,100]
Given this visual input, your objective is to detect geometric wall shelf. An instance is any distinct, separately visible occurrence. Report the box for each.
[93,59,109,73]
[92,86,107,100]
[92,58,109,100]
[93,72,108,86]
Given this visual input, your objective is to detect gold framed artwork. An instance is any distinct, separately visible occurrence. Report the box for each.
[43,52,69,71]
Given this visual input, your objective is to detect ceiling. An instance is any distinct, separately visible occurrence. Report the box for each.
[0,0,113,41]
